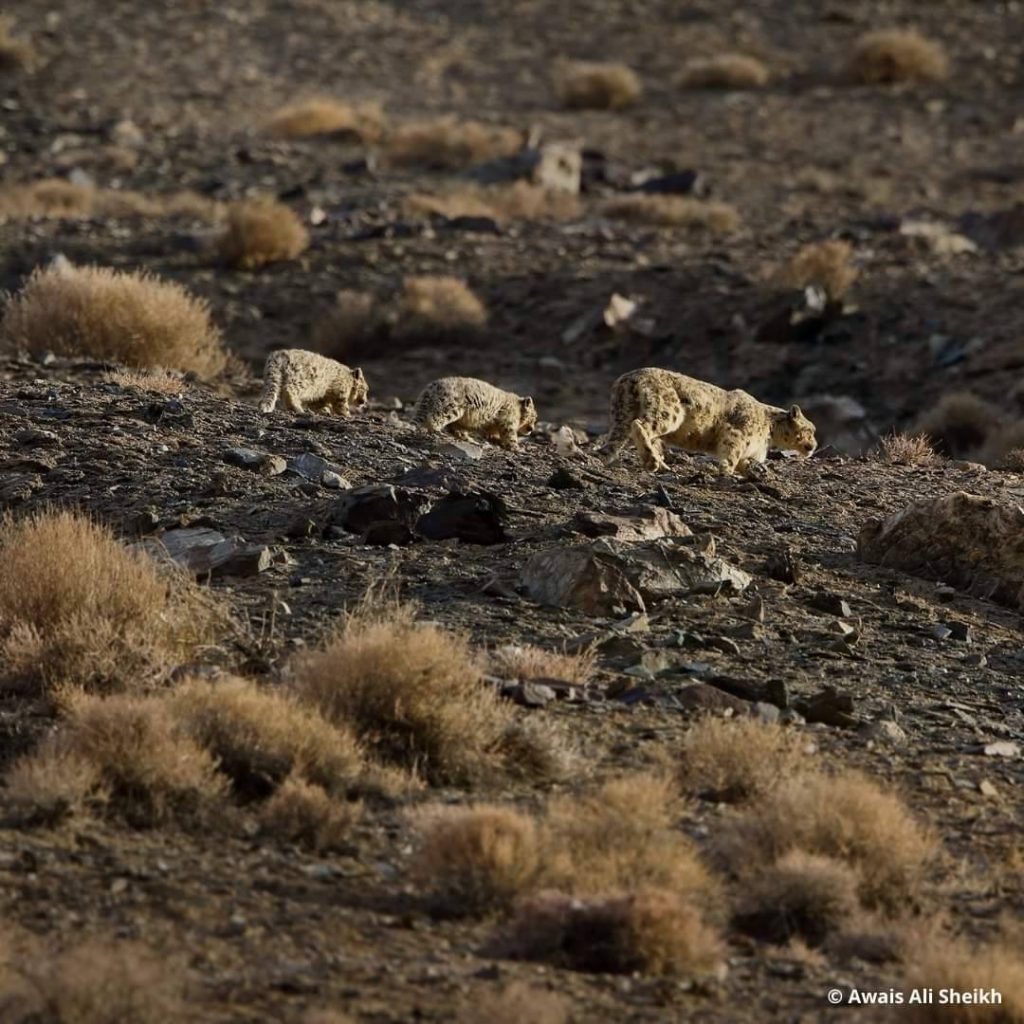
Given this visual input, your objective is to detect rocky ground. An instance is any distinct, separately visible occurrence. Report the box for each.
[1,0,1024,1021]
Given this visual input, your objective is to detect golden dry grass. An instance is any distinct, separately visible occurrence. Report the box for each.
[879,432,937,466]
[850,30,949,85]
[978,421,1024,469]
[258,775,362,852]
[0,262,227,378]
[293,601,563,784]
[404,181,581,224]
[103,367,186,395]
[679,54,769,89]
[0,16,35,73]
[6,936,186,1023]
[780,240,859,303]
[266,98,386,141]
[171,675,365,800]
[413,805,541,915]
[393,275,488,341]
[733,850,860,947]
[718,771,937,913]
[680,717,810,803]
[459,983,569,1024]
[4,739,103,825]
[217,198,309,270]
[310,289,385,358]
[503,888,724,977]
[384,117,523,170]
[904,937,1024,1022]
[542,773,718,906]
[488,643,595,684]
[914,391,1001,458]
[14,693,229,827]
[0,179,221,222]
[553,60,642,110]
[0,511,225,699]
[599,195,740,232]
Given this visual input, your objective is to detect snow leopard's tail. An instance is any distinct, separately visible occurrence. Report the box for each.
[258,352,285,413]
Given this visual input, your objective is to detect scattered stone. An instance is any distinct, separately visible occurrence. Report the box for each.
[750,702,781,724]
[547,466,584,490]
[550,425,581,456]
[931,624,953,641]
[0,473,43,504]
[794,686,857,728]
[631,169,702,195]
[467,140,582,194]
[945,621,972,643]
[978,780,999,799]
[14,427,59,446]
[858,720,908,745]
[765,548,800,584]
[982,741,1019,758]
[416,490,509,545]
[286,452,352,488]
[574,507,691,542]
[858,491,1024,610]
[520,545,646,616]
[677,683,749,714]
[439,440,485,461]
[223,447,265,468]
[501,681,558,708]
[139,527,272,577]
[808,592,853,618]
[740,595,766,622]
[900,218,978,255]
[330,484,431,541]
[963,653,988,669]
[957,205,1024,250]
[562,293,641,345]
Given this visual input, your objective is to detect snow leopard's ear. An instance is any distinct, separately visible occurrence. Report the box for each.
[353,367,366,382]
[788,404,802,420]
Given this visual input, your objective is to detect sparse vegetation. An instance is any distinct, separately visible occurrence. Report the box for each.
[904,936,1024,1022]
[258,775,362,852]
[393,275,488,341]
[294,601,561,784]
[733,851,861,946]
[488,643,595,684]
[413,805,540,915]
[4,739,103,825]
[311,289,385,358]
[218,198,309,270]
[385,117,522,170]
[0,511,225,699]
[978,421,1024,470]
[459,983,569,1024]
[915,391,1001,458]
[103,367,186,395]
[1,262,227,377]
[850,29,949,85]
[553,60,642,110]
[879,432,937,466]
[599,195,740,232]
[679,54,769,89]
[0,179,221,222]
[266,98,386,141]
[680,717,810,803]
[718,771,937,913]
[781,240,859,303]
[171,674,365,800]
[503,888,724,977]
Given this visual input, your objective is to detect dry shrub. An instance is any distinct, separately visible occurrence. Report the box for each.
[680,717,810,803]
[266,98,386,141]
[9,937,186,1023]
[719,771,937,913]
[4,741,102,825]
[0,16,35,73]
[504,888,724,978]
[0,262,226,378]
[171,675,364,800]
[780,240,858,303]
[542,773,716,905]
[978,421,1024,470]
[311,289,385,358]
[679,54,769,89]
[600,195,740,232]
[0,179,220,222]
[488,643,595,685]
[459,982,569,1024]
[850,30,949,84]
[733,851,860,947]
[15,693,228,827]
[385,117,522,170]
[879,432,937,466]
[0,511,224,699]
[303,1012,356,1024]
[258,775,362,852]
[413,804,540,915]
[915,391,1001,458]
[404,181,580,224]
[903,937,1024,1022]
[393,275,487,342]
[103,367,186,395]
[218,198,309,270]
[553,60,642,110]
[293,601,559,784]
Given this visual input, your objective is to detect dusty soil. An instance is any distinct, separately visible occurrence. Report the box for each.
[1,0,1024,1021]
